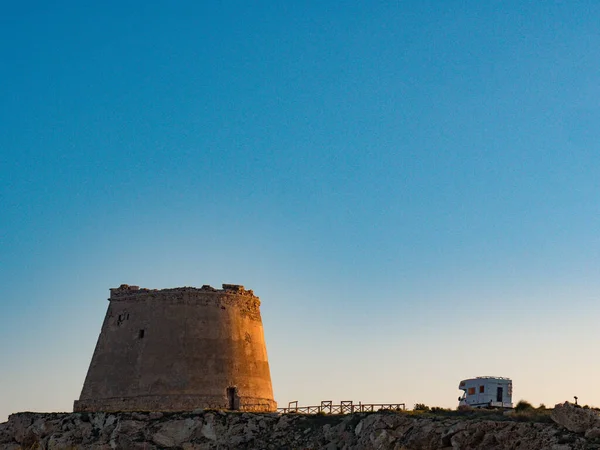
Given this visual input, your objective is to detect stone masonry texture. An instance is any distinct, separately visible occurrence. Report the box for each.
[73,284,276,413]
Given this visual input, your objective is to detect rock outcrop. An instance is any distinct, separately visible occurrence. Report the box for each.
[552,402,600,440]
[0,407,596,449]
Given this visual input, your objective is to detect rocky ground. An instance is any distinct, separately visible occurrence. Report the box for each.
[1,402,599,449]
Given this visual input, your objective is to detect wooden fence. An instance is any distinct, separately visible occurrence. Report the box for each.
[277,400,405,414]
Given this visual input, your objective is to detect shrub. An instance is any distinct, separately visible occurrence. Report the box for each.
[413,403,430,412]
[431,406,451,413]
[515,400,534,413]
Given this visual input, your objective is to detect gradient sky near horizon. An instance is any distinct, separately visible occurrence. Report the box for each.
[1,1,600,423]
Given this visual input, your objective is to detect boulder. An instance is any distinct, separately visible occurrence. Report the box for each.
[551,402,600,433]
[151,418,198,447]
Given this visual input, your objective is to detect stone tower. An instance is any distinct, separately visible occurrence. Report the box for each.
[74,284,276,412]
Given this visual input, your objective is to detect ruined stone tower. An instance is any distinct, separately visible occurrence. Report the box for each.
[74,284,276,412]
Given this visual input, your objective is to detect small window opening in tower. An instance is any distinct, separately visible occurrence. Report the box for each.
[139,329,145,339]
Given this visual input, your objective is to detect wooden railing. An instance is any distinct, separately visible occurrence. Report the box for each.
[277,400,405,414]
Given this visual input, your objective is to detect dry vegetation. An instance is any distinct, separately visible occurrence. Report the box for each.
[403,400,555,423]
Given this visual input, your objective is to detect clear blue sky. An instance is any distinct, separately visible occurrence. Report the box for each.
[1,1,600,421]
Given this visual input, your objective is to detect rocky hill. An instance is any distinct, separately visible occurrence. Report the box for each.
[1,402,598,449]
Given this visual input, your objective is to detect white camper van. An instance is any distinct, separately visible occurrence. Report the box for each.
[458,376,513,408]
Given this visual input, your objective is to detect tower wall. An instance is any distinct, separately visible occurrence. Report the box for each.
[74,284,276,412]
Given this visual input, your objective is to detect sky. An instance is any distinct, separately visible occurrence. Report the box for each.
[1,1,600,422]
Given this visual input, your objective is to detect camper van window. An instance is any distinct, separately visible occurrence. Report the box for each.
[468,387,476,395]
[479,386,485,393]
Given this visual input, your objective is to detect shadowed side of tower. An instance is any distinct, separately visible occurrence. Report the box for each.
[74,284,276,412]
